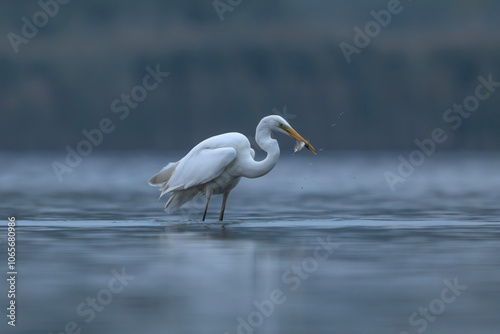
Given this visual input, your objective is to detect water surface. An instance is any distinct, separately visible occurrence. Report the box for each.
[1,152,499,334]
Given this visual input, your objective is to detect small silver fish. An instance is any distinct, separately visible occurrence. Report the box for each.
[293,141,305,154]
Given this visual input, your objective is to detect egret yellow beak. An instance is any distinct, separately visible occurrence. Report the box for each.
[280,125,317,155]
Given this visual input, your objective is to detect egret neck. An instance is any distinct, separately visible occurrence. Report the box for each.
[240,120,280,179]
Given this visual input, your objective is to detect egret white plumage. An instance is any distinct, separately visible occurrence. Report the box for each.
[148,115,316,221]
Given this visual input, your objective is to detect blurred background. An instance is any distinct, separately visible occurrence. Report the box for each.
[1,0,500,152]
[2,3,500,334]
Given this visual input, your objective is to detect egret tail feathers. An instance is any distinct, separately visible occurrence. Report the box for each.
[148,162,179,186]
[165,188,200,212]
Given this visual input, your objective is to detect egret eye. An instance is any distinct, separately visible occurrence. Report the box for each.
[279,123,284,127]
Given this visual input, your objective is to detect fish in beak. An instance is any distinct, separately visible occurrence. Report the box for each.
[280,124,317,155]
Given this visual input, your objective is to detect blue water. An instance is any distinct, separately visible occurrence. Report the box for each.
[1,151,499,334]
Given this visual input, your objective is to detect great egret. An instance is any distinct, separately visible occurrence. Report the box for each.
[148,115,316,221]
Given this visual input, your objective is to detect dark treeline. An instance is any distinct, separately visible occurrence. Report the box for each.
[1,0,499,151]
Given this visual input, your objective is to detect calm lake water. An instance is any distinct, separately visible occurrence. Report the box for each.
[1,151,499,334]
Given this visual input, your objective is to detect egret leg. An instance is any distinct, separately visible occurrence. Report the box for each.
[202,189,212,221]
[219,192,229,221]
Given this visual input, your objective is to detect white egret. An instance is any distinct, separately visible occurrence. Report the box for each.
[148,115,316,221]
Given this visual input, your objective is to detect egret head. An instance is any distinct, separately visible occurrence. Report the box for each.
[262,115,317,154]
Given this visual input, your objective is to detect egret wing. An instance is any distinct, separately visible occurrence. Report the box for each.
[166,147,237,191]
